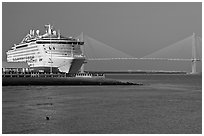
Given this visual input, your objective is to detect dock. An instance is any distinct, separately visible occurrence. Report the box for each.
[2,72,142,86]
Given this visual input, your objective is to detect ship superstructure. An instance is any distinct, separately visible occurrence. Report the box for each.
[6,24,85,73]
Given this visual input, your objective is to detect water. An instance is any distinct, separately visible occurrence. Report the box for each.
[2,74,202,134]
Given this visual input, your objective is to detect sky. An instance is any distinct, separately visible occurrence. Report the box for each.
[2,2,202,72]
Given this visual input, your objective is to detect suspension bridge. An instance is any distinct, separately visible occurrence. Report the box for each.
[78,33,202,74]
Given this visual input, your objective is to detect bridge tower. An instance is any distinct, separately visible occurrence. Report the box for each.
[80,32,85,73]
[191,33,197,74]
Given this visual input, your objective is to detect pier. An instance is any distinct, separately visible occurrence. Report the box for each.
[2,71,141,86]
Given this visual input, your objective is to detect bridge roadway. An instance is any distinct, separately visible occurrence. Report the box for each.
[87,57,201,61]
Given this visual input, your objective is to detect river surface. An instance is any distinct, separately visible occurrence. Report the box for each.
[2,74,202,134]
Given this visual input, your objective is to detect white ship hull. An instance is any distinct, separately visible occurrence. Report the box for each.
[30,57,85,73]
[6,24,85,73]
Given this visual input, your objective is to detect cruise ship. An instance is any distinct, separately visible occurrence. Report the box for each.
[6,24,85,73]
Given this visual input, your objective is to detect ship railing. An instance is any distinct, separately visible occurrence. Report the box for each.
[2,72,68,78]
[2,72,36,77]
[75,73,105,78]
[2,72,105,78]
